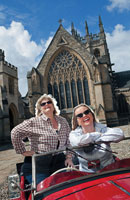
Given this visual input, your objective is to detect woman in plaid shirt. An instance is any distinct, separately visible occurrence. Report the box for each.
[11,94,73,184]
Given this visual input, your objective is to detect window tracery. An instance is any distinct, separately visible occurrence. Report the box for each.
[59,82,66,109]
[71,79,78,107]
[65,81,72,108]
[77,79,84,104]
[48,49,90,109]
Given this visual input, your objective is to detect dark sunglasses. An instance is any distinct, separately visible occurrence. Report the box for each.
[40,101,52,107]
[76,109,91,118]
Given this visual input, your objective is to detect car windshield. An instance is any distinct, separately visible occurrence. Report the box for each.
[31,147,91,199]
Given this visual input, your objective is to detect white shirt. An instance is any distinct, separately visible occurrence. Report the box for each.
[69,123,124,172]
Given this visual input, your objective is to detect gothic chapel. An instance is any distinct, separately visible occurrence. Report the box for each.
[27,16,118,125]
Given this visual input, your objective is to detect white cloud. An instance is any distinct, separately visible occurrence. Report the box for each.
[107,0,130,12]
[0,21,52,96]
[106,24,130,72]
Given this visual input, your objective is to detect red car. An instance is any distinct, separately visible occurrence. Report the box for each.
[8,139,130,200]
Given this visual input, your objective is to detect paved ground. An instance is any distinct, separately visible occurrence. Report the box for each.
[0,124,130,199]
[111,125,130,159]
[0,143,24,186]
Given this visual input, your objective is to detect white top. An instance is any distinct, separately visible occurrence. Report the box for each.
[69,123,124,172]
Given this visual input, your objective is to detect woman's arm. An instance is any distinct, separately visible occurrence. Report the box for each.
[11,119,33,154]
[69,129,101,146]
[95,127,124,143]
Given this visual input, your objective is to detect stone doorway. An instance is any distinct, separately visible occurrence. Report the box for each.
[9,104,18,131]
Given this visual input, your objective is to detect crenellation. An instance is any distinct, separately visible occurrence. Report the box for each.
[0,49,5,61]
[4,61,17,71]
[0,62,18,78]
[72,30,102,44]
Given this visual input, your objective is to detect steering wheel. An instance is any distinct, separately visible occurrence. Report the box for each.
[51,167,80,176]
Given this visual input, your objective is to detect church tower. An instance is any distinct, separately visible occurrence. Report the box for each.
[0,50,20,141]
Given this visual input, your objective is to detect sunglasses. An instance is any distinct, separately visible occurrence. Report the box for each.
[76,109,91,118]
[40,101,52,107]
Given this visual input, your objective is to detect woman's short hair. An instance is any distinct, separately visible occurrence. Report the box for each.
[35,94,60,117]
[71,104,99,130]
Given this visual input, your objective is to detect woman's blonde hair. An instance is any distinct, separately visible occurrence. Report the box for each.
[35,94,60,117]
[71,104,99,130]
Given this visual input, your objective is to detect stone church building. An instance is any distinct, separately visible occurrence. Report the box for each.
[0,16,130,141]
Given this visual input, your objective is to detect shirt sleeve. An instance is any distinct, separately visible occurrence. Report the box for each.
[65,120,71,146]
[95,127,124,143]
[11,119,33,154]
[69,131,101,146]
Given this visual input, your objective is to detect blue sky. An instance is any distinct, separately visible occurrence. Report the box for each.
[0,0,130,96]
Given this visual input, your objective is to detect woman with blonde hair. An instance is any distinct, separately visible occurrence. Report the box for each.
[11,94,73,184]
[35,94,60,117]
[69,103,124,172]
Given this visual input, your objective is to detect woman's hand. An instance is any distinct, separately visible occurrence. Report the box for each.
[65,158,75,168]
[22,151,35,157]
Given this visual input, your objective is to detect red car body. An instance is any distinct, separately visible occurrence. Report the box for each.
[8,143,130,200]
[8,158,130,200]
[35,158,130,200]
[40,170,130,200]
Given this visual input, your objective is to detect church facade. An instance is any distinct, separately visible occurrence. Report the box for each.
[0,16,130,141]
[27,17,118,126]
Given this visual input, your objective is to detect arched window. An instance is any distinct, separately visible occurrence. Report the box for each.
[83,77,90,105]
[94,48,100,58]
[71,79,78,107]
[59,82,65,109]
[48,83,53,95]
[65,81,72,108]
[77,79,84,104]
[53,82,60,106]
[48,49,91,109]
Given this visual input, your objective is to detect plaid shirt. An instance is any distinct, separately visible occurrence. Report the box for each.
[11,114,71,154]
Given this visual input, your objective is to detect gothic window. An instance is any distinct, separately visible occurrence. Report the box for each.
[77,79,84,104]
[59,82,65,109]
[71,79,78,107]
[54,50,73,68]
[8,77,14,94]
[65,81,72,108]
[48,83,53,95]
[53,82,60,106]
[117,94,128,115]
[48,49,91,109]
[94,48,100,58]
[83,77,90,105]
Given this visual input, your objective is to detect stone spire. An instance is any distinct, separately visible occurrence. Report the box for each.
[71,22,75,36]
[99,15,104,33]
[85,20,89,36]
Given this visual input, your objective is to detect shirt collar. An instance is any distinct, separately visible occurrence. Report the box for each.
[41,113,49,121]
[41,113,60,122]
[95,122,107,132]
